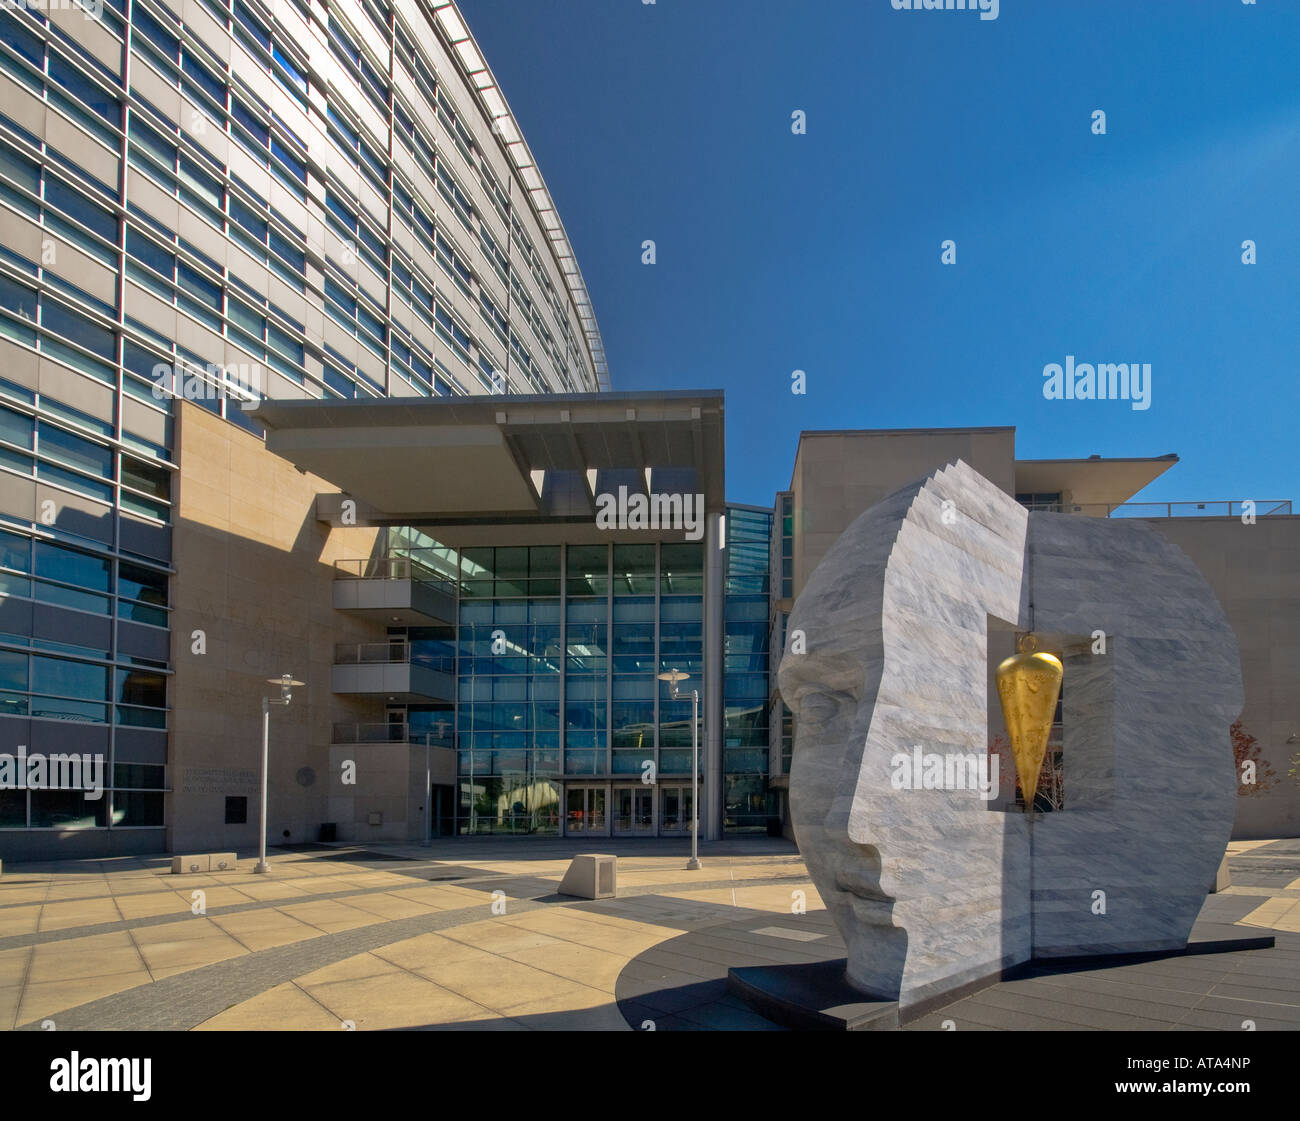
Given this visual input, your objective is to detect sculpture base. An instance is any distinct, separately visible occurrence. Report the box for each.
[1020,924,1274,970]
[729,927,1276,1031]
[727,960,899,1032]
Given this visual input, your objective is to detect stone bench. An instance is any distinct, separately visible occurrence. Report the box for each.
[171,852,239,874]
[558,853,617,899]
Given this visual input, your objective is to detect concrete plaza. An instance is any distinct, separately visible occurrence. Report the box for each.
[1,837,1297,1031]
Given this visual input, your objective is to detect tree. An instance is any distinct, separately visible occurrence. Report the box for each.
[1232,720,1277,796]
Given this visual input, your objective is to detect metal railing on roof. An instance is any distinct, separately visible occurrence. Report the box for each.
[1020,500,1291,518]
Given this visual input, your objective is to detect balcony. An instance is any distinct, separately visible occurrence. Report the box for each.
[333,556,457,626]
[1019,499,1292,518]
[331,642,456,702]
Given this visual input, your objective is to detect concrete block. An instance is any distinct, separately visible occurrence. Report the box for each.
[558,853,617,899]
[1210,854,1230,893]
[171,854,210,874]
[210,852,238,872]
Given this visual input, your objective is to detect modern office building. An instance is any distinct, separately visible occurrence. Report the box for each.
[0,0,611,859]
[0,0,1294,863]
[243,388,751,849]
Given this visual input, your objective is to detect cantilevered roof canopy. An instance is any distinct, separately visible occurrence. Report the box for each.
[249,391,726,526]
[1014,454,1178,508]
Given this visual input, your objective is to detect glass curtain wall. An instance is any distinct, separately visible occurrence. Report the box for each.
[455,540,705,835]
[724,507,773,833]
[458,546,562,834]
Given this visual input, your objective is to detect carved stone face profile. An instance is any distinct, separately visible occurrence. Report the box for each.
[778,460,1242,1012]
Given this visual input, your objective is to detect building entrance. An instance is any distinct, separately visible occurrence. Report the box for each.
[660,785,694,834]
[565,786,607,835]
[613,786,654,835]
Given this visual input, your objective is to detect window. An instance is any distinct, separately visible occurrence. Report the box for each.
[114,763,165,790]
[39,423,113,480]
[436,162,473,230]
[566,545,609,598]
[47,53,121,145]
[178,262,221,313]
[31,790,108,828]
[225,796,247,825]
[270,135,306,198]
[116,667,165,708]
[270,44,308,106]
[123,339,172,408]
[181,47,226,108]
[0,649,28,692]
[435,304,472,366]
[32,654,107,702]
[0,406,33,449]
[435,230,474,297]
[43,176,118,265]
[117,560,168,627]
[0,9,45,70]
[0,273,37,346]
[34,540,111,594]
[232,95,270,160]
[135,8,180,62]
[121,459,170,503]
[234,0,271,51]
[1016,492,1063,511]
[179,154,223,212]
[479,224,509,286]
[41,300,115,362]
[114,792,163,826]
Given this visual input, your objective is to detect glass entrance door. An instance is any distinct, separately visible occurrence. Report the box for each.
[660,785,693,834]
[565,786,607,835]
[613,787,655,835]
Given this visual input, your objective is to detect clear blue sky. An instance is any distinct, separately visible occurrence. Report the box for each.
[458,0,1300,509]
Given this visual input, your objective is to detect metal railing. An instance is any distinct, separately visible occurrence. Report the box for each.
[335,640,411,665]
[332,642,456,673]
[1020,499,1291,518]
[332,721,454,747]
[334,555,458,595]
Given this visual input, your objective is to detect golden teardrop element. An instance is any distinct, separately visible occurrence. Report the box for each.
[995,634,1063,812]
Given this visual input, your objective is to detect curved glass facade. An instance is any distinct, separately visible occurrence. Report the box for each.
[0,0,607,852]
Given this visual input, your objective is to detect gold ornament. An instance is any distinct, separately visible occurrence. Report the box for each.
[995,634,1062,813]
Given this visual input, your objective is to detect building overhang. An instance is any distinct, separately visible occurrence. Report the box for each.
[1014,454,1179,507]
[249,390,726,527]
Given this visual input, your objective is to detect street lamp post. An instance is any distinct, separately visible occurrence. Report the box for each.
[658,669,702,871]
[423,731,432,848]
[254,674,303,875]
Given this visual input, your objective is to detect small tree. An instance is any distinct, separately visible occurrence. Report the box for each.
[1232,720,1277,796]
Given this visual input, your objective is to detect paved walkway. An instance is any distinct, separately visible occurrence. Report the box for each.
[0,836,1296,1030]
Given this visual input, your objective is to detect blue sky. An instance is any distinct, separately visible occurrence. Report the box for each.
[458,0,1300,509]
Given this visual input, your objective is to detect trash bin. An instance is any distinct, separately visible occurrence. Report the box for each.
[319,823,336,842]
[766,816,782,838]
